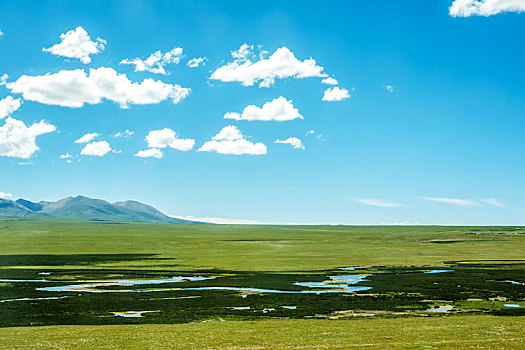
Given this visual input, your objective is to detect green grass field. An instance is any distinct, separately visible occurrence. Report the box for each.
[2,317,523,349]
[0,218,523,348]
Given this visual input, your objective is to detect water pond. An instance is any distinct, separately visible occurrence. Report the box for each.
[424,269,454,274]
[504,304,521,308]
[426,306,453,313]
[2,274,372,295]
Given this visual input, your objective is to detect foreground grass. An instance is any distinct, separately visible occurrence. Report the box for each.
[1,316,523,349]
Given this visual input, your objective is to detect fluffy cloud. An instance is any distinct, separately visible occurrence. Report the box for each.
[321,77,338,85]
[120,48,183,74]
[187,57,207,68]
[145,128,194,151]
[0,96,22,119]
[423,197,478,206]
[211,45,326,87]
[0,29,3,36]
[225,97,303,121]
[355,199,403,207]
[0,117,56,159]
[199,139,267,155]
[198,125,267,155]
[231,44,254,60]
[114,129,134,138]
[385,85,395,93]
[212,125,243,141]
[75,132,99,143]
[322,87,350,101]
[0,74,8,85]
[60,153,72,159]
[135,148,163,159]
[449,0,525,17]
[275,137,305,150]
[6,67,190,108]
[43,26,105,64]
[80,140,111,156]
[0,192,12,199]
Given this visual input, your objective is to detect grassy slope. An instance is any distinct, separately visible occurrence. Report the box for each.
[1,317,523,349]
[0,218,523,348]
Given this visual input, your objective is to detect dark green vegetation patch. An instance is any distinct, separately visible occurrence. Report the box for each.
[1,257,523,327]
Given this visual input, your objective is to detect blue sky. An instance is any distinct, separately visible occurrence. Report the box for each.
[1,0,524,224]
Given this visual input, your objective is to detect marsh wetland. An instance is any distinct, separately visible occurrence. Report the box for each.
[1,259,523,327]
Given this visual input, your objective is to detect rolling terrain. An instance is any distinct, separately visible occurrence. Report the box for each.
[0,196,197,223]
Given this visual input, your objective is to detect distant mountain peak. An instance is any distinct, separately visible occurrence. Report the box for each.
[0,195,201,224]
[15,199,43,212]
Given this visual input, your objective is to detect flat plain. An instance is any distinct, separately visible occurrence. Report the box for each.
[0,218,523,349]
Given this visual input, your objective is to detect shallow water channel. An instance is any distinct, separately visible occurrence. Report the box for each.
[0,274,372,295]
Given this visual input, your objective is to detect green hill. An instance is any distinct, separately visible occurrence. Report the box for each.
[0,196,199,223]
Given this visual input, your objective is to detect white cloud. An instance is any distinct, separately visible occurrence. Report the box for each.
[275,137,305,150]
[171,215,262,225]
[381,221,421,225]
[0,192,12,199]
[199,125,266,155]
[80,140,111,156]
[423,197,478,206]
[304,129,324,140]
[355,199,403,207]
[114,129,134,138]
[385,85,394,93]
[167,138,194,151]
[211,45,326,87]
[187,57,207,68]
[449,0,525,17]
[224,96,303,121]
[212,125,243,141]
[0,74,8,85]
[75,132,99,143]
[199,139,267,155]
[6,67,190,108]
[60,153,72,159]
[145,128,194,151]
[481,198,505,207]
[0,117,56,159]
[43,26,105,64]
[231,44,254,60]
[322,87,350,101]
[0,29,3,36]
[321,77,338,85]
[135,148,163,159]
[120,48,183,75]
[0,96,22,119]
[18,161,34,166]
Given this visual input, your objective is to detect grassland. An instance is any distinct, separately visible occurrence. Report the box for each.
[1,219,523,270]
[2,317,523,349]
[0,218,523,348]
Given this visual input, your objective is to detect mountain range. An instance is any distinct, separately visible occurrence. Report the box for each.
[0,195,199,223]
